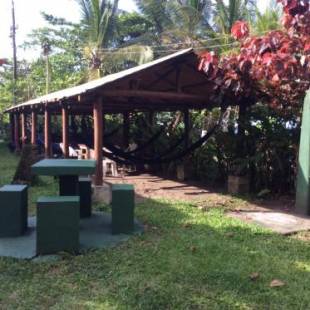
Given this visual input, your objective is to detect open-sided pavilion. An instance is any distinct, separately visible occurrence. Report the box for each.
[4,48,310,216]
[5,48,217,185]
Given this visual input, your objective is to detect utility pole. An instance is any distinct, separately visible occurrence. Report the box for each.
[42,41,51,94]
[11,0,17,104]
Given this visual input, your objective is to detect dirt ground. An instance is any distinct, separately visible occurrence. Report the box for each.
[104,173,295,212]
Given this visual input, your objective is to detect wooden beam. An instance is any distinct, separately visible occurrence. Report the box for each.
[184,109,190,148]
[176,65,182,93]
[31,111,37,145]
[44,107,51,158]
[9,114,14,146]
[145,67,176,90]
[62,105,69,158]
[21,113,27,147]
[93,99,103,185]
[182,81,210,90]
[123,112,130,148]
[153,72,175,89]
[102,90,208,103]
[185,62,210,79]
[14,113,20,152]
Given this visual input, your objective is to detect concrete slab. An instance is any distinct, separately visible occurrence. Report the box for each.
[228,210,310,235]
[0,212,143,259]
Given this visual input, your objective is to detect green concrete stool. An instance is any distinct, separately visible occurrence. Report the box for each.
[111,184,135,234]
[36,196,80,255]
[0,185,28,237]
[78,177,92,218]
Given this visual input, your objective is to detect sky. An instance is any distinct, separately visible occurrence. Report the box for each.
[0,0,268,60]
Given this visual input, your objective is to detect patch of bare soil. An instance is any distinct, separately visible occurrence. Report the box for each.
[104,174,295,213]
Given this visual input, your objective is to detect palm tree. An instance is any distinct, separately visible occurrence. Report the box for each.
[164,0,213,46]
[76,0,153,79]
[76,0,118,78]
[135,0,172,36]
[213,0,257,34]
[134,0,214,54]
[252,0,281,34]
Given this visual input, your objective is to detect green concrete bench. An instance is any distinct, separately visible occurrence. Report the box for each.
[0,185,28,237]
[36,196,80,255]
[111,184,135,234]
[78,177,92,218]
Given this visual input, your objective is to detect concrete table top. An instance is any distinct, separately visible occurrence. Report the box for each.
[31,159,96,176]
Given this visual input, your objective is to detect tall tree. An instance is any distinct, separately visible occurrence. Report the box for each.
[135,0,172,35]
[213,0,257,34]
[76,0,119,79]
[252,0,281,34]
[135,0,213,46]
[77,0,153,79]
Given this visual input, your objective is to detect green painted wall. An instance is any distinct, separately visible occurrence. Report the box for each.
[296,90,310,215]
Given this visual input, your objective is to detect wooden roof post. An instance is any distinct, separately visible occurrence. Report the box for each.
[31,110,37,145]
[14,113,20,153]
[123,112,130,148]
[21,112,27,147]
[93,99,103,185]
[296,90,310,215]
[184,109,190,149]
[9,113,15,146]
[62,104,69,158]
[44,106,51,158]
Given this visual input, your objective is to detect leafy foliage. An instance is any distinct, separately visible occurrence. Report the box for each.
[199,0,310,108]
[192,105,299,193]
[251,1,282,34]
[213,0,257,34]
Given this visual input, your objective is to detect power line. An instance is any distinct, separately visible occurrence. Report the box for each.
[77,42,239,56]
[75,41,241,55]
[73,30,271,53]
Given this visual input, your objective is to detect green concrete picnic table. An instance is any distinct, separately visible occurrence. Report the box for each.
[32,159,96,195]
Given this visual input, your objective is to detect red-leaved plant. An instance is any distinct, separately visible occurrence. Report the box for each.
[199,0,310,109]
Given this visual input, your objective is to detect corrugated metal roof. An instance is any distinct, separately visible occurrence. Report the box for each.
[6,48,194,112]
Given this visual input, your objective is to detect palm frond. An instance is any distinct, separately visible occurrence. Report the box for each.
[101,45,154,75]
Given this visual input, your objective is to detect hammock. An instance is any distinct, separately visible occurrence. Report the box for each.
[102,108,226,165]
[105,126,165,155]
[104,130,187,160]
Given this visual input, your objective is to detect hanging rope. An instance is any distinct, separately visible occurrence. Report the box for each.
[104,129,187,159]
[103,108,227,165]
[105,125,165,154]
[107,112,192,156]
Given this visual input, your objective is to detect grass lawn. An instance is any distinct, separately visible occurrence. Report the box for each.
[0,143,309,309]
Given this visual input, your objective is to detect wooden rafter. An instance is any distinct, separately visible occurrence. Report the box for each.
[102,90,208,104]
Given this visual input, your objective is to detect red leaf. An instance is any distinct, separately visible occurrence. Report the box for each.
[231,21,250,40]
[272,74,281,84]
[304,42,310,52]
[282,13,294,28]
[198,51,219,76]
[262,53,273,65]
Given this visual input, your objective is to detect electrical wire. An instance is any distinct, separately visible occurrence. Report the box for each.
[74,30,271,52]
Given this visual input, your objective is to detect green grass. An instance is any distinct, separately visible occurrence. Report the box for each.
[0,144,309,309]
